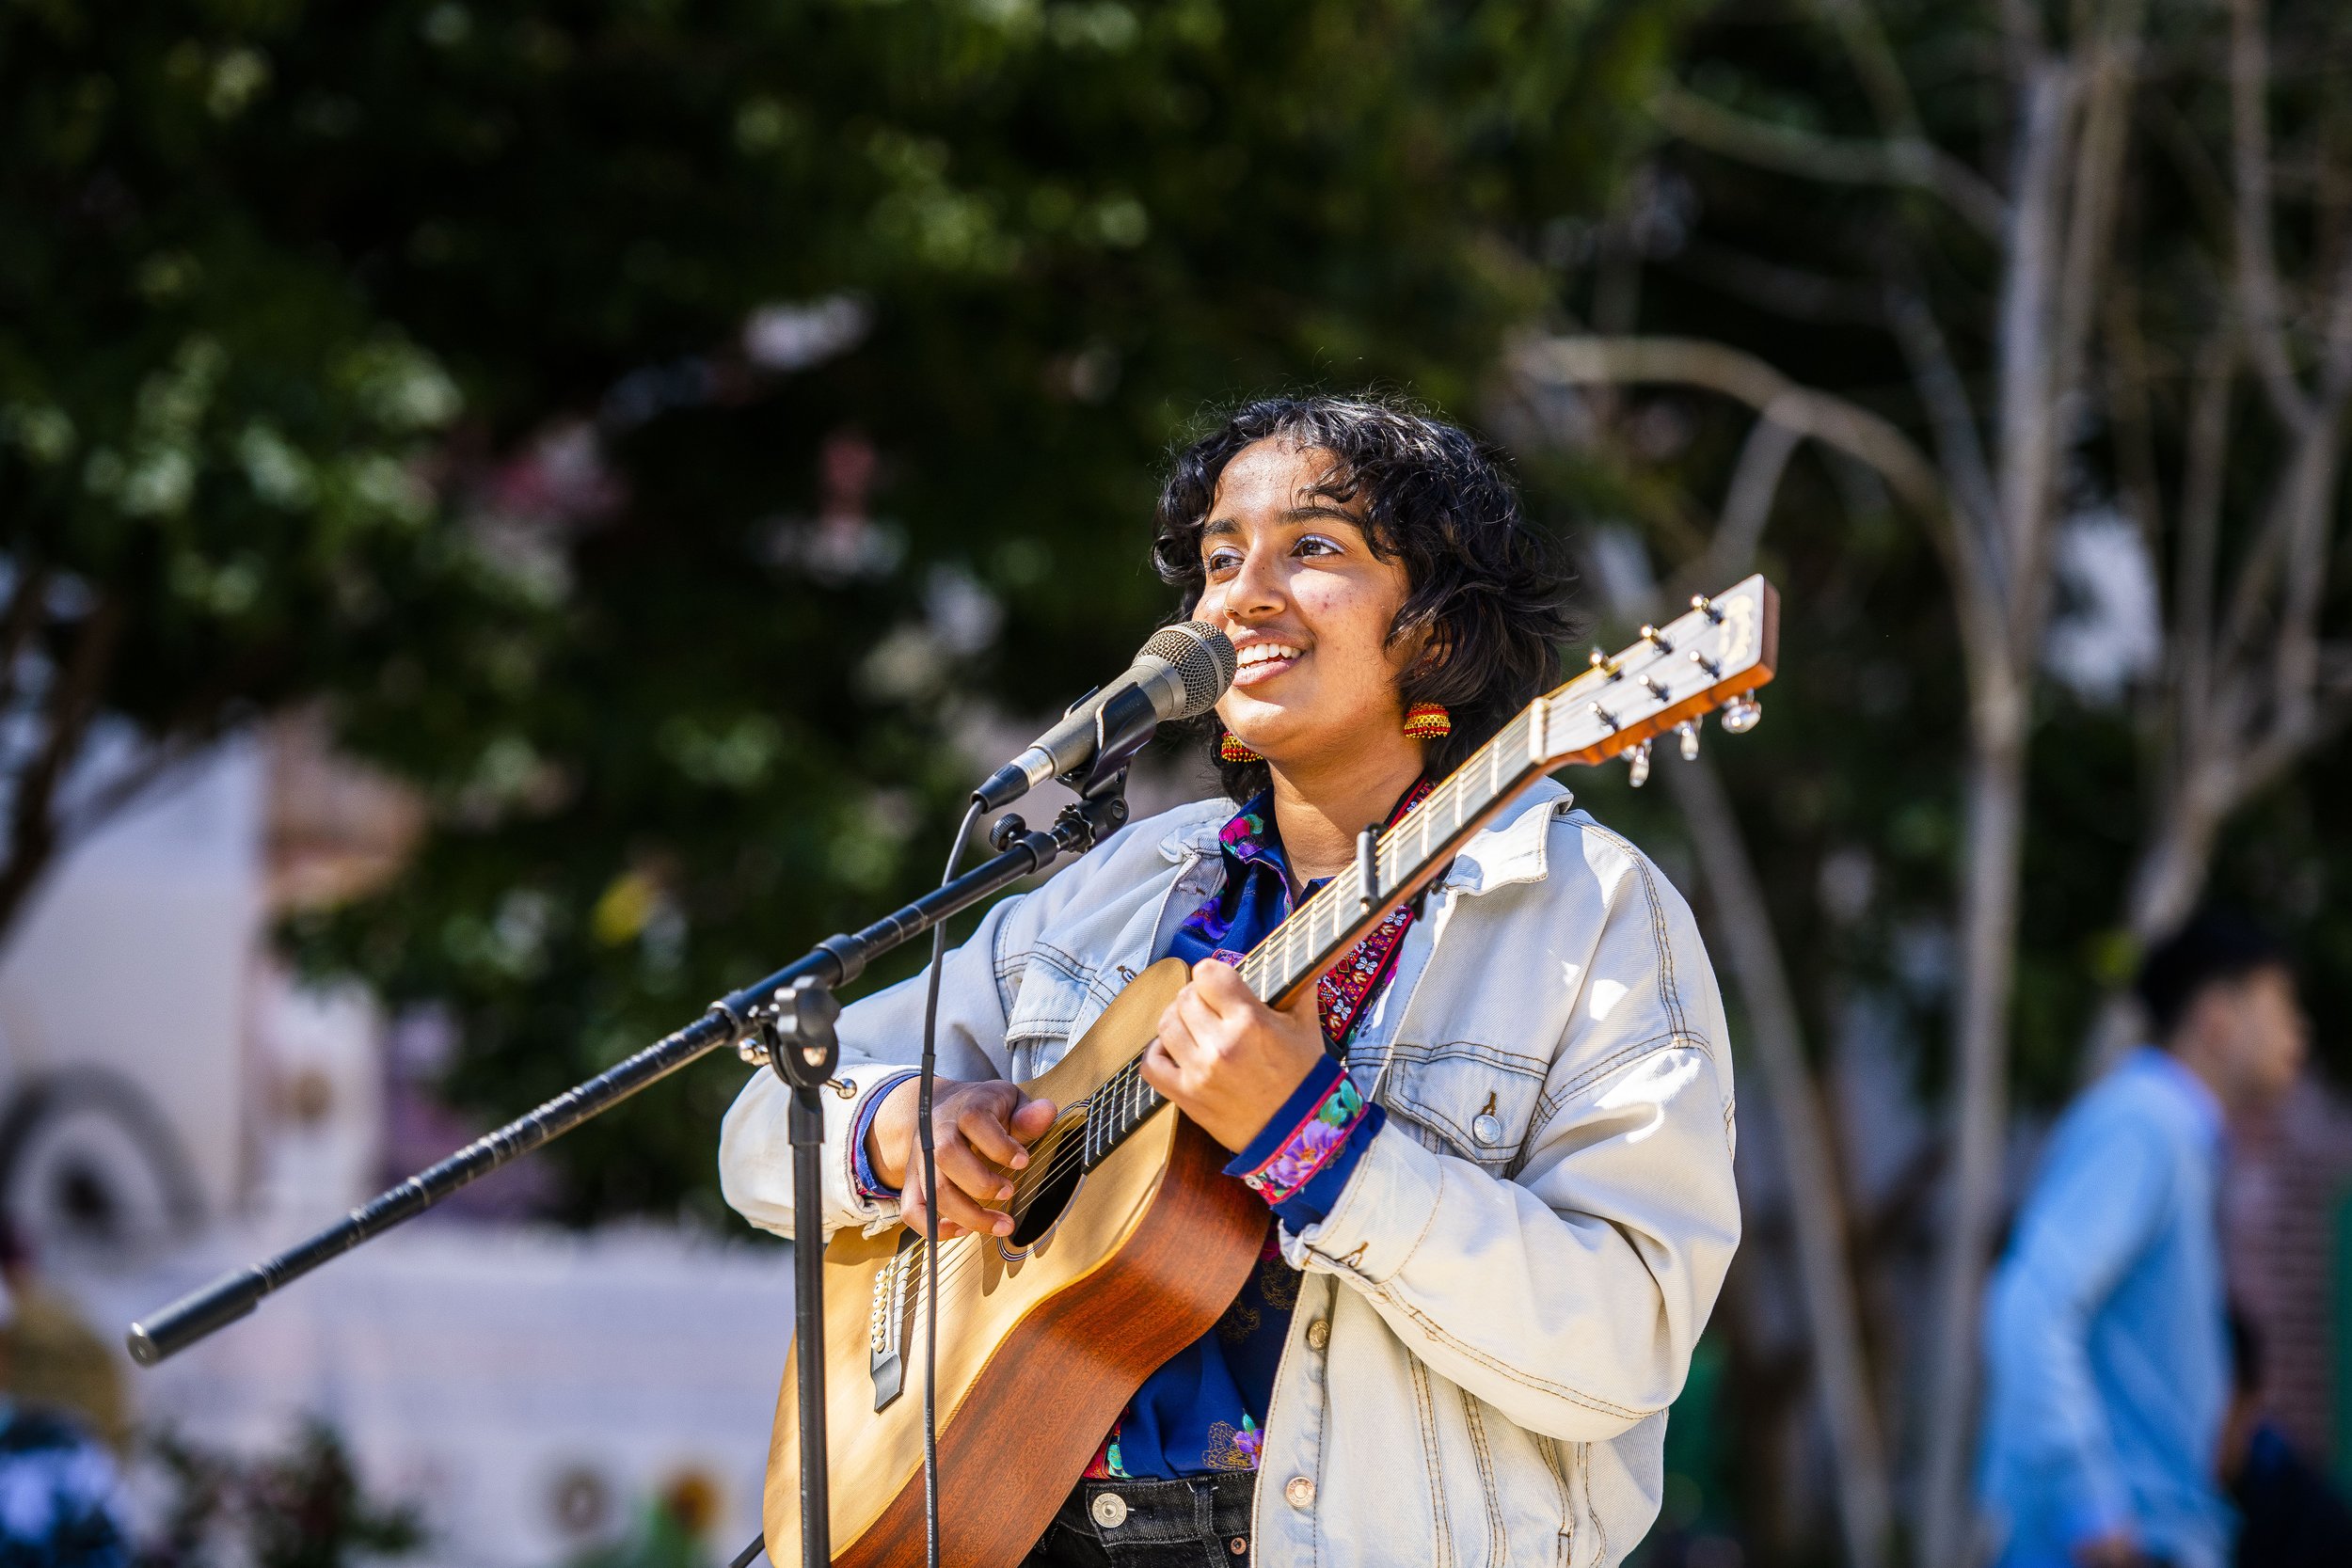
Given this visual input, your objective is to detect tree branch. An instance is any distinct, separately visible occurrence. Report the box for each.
[1673,244,1884,326]
[2231,0,2315,430]
[1990,61,2075,659]
[1512,332,2005,667]
[0,557,52,721]
[2173,328,2237,730]
[0,594,125,937]
[1707,415,1804,588]
[1887,289,2001,537]
[1654,87,2010,241]
[1807,0,1925,139]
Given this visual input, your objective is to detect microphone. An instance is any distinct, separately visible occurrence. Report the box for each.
[975,621,1236,809]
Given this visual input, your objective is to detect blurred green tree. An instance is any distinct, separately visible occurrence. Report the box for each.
[5,0,1691,1218]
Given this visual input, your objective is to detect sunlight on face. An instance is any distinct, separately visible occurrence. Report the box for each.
[1192,440,1422,773]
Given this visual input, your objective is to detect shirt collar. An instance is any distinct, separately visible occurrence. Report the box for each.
[1215,792,1290,884]
[2134,1046,2228,1150]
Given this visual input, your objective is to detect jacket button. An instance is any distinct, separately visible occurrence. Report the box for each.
[1471,1113,1503,1145]
[1090,1493,1129,1528]
[1229,1538,1248,1556]
[1284,1476,1315,1510]
[1306,1318,1330,1351]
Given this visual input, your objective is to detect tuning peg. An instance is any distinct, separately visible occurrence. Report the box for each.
[1677,720,1701,761]
[1589,647,1621,678]
[1626,738,1652,788]
[1719,692,1763,733]
[1640,624,1675,654]
[1692,594,1724,625]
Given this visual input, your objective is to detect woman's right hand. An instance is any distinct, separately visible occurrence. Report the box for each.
[865,1076,1057,1240]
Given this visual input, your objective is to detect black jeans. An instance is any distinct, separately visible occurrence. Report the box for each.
[1024,1473,1257,1567]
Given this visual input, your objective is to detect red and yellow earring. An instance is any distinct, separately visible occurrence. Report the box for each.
[1404,702,1452,741]
[1219,731,1263,764]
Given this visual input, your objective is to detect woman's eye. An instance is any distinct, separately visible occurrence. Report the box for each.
[1204,547,1243,574]
[1295,534,1342,558]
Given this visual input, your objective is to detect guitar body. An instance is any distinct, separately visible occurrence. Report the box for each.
[762,958,1268,1568]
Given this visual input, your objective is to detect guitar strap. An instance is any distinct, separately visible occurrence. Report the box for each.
[1313,775,1436,1053]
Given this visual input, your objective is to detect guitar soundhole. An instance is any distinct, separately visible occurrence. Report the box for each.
[1006,1132,1084,1249]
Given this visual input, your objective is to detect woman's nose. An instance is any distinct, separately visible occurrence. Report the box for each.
[1223,543,1286,620]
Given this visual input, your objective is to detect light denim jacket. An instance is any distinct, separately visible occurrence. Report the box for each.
[1977,1050,2233,1568]
[721,781,1740,1567]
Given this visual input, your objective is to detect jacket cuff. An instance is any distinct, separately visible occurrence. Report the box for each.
[849,1070,920,1200]
[1279,1109,1445,1282]
[1221,1056,1385,1228]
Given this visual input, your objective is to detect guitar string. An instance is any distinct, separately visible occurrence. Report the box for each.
[883,702,1554,1315]
[876,614,1737,1325]
[882,670,1665,1317]
[886,705,1553,1314]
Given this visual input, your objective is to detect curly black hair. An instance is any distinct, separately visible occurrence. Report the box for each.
[1152,394,1577,800]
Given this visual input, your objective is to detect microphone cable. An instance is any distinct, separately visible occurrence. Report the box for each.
[915,797,985,1568]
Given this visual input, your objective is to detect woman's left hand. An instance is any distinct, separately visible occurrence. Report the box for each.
[1142,958,1327,1152]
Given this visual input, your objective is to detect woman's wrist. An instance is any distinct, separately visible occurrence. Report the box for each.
[863,1074,926,1191]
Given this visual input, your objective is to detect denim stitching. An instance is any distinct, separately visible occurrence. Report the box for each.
[1408,1356,1454,1568]
[1535,1433,1574,1568]
[1460,1390,1507,1568]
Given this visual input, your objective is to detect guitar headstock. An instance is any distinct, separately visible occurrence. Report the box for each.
[1541,574,1779,785]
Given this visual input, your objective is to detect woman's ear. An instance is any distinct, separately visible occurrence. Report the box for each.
[1406,622,1453,680]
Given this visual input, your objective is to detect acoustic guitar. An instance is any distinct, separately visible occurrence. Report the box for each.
[765,575,1779,1567]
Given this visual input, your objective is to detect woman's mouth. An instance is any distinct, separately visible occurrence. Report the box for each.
[1232,642,1304,687]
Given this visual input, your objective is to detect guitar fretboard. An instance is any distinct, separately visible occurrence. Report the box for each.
[1231,702,1549,1010]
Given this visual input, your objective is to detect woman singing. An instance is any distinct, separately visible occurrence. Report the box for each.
[721,396,1740,1567]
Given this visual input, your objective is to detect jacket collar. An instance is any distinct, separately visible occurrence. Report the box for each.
[1157,776,1575,895]
[1438,776,1574,895]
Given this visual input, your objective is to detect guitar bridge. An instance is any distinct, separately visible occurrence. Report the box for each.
[868,1230,919,1410]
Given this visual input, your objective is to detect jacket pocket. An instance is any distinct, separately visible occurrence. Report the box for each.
[1001,941,1109,1058]
[1376,1037,1549,1172]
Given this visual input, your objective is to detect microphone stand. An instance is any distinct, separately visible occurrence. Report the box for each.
[125,779,1138,1568]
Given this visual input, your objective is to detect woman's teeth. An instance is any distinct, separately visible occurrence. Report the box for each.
[1237,643,1303,672]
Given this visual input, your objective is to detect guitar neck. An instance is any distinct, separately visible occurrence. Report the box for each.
[1236,695,1581,1010]
[1075,699,1562,1169]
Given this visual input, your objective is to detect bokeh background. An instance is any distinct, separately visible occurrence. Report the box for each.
[8,2,2352,1566]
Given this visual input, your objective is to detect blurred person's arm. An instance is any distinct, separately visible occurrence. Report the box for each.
[1983,1107,2173,1560]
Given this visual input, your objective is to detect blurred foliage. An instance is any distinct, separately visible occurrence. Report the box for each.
[141,1421,422,1568]
[5,0,1694,1218]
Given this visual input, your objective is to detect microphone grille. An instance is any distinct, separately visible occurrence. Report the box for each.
[1142,621,1236,718]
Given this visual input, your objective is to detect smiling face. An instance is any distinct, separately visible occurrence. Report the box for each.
[1191,439,1423,776]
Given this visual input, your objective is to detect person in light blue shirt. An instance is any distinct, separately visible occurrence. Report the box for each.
[1979,911,2307,1568]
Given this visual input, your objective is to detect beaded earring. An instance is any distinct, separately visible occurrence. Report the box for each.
[1403,702,1452,741]
[1219,732,1263,764]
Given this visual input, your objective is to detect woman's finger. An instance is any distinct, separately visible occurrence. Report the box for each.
[903,1156,1009,1238]
[1139,1037,1179,1097]
[1175,985,1227,1051]
[954,1099,1030,1170]
[934,1133,1016,1208]
[1189,958,1254,1015]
